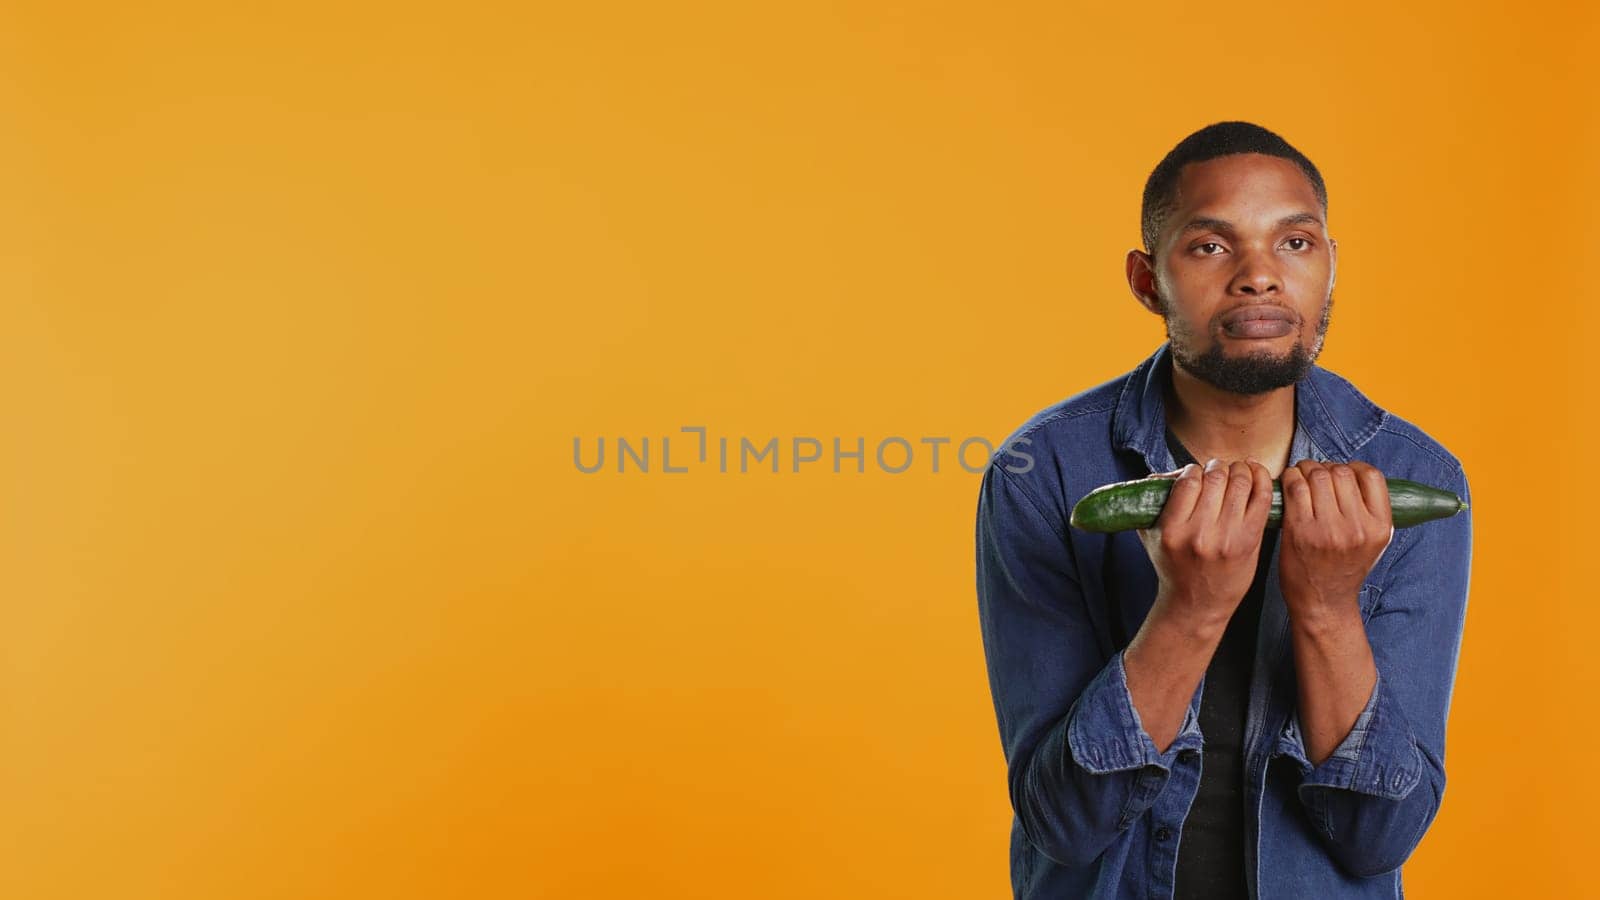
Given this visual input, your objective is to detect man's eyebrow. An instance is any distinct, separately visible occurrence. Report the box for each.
[1277,212,1324,229]
[1177,217,1235,236]
[1177,213,1325,236]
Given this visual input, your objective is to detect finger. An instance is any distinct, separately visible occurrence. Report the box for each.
[1349,461,1391,523]
[1330,463,1363,519]
[1280,465,1312,528]
[1243,460,1273,527]
[1157,463,1203,526]
[1301,460,1340,522]
[1219,460,1255,526]
[1191,458,1230,526]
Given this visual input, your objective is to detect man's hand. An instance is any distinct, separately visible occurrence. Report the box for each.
[1124,456,1274,752]
[1278,460,1395,626]
[1135,457,1275,634]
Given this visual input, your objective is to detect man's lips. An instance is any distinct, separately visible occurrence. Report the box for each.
[1221,305,1296,339]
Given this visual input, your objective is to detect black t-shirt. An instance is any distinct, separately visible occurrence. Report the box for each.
[1163,429,1278,900]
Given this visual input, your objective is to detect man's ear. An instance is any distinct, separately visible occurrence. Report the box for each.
[1329,237,1338,292]
[1126,249,1163,316]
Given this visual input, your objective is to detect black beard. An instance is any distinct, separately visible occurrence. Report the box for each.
[1170,338,1313,395]
[1161,293,1334,396]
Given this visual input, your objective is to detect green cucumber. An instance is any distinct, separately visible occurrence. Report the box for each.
[1068,472,1467,534]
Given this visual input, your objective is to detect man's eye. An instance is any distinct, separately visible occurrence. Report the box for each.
[1195,242,1225,255]
[1284,237,1311,250]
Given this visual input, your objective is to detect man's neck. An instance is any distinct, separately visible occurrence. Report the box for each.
[1163,358,1296,479]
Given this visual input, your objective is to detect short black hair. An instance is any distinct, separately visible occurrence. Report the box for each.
[1140,121,1328,254]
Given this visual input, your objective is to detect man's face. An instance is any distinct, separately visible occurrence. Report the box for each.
[1141,153,1337,396]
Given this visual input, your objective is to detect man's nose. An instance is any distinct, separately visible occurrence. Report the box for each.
[1230,249,1282,295]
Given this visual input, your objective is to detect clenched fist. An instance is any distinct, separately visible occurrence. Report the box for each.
[1135,457,1275,635]
[1277,459,1395,626]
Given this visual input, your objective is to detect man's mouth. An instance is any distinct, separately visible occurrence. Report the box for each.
[1220,305,1296,339]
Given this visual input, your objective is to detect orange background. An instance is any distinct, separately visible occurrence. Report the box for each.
[0,2,1595,898]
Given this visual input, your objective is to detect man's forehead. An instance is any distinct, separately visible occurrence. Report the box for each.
[1172,153,1322,212]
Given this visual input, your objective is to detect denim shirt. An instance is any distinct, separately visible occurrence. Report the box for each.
[974,341,1473,899]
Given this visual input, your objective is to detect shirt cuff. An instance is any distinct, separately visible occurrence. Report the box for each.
[1067,648,1204,775]
[1274,668,1424,801]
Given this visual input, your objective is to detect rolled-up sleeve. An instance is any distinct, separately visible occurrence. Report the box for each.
[1273,465,1473,878]
[976,461,1201,869]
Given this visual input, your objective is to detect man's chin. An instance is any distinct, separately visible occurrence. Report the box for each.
[1223,343,1297,365]
[1172,340,1314,395]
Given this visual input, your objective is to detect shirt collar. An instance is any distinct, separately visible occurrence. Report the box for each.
[1111,340,1386,473]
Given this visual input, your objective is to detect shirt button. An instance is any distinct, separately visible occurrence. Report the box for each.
[1155,826,1173,842]
[1179,749,1199,763]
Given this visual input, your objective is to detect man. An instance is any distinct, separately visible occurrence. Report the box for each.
[974,121,1473,899]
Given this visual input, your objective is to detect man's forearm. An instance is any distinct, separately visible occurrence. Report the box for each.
[1124,596,1228,754]
[1288,595,1378,767]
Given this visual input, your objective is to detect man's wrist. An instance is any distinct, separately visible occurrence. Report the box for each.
[1284,588,1364,640]
[1149,588,1234,644]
